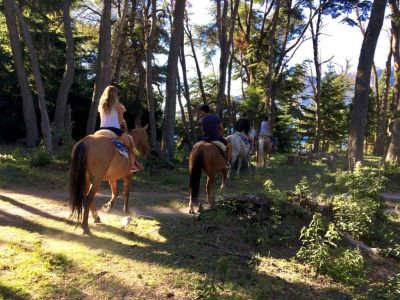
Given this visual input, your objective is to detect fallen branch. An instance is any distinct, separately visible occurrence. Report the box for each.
[339,231,380,257]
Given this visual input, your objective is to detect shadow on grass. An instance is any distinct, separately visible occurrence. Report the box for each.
[0,199,352,300]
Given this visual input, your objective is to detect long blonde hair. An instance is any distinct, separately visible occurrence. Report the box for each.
[98,85,119,114]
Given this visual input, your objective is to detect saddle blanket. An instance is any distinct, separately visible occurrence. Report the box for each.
[111,139,129,159]
[235,131,250,144]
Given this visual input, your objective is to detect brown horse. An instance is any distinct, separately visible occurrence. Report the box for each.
[256,135,274,167]
[188,141,229,214]
[69,127,149,234]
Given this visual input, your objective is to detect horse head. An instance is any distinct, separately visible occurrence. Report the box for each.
[130,127,150,156]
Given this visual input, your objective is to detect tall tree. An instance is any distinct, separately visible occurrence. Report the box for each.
[161,0,186,161]
[347,0,387,170]
[53,0,75,144]
[144,0,158,149]
[3,0,39,147]
[86,0,112,134]
[11,0,53,151]
[386,0,400,162]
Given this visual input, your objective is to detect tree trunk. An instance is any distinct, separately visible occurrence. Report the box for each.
[144,0,158,149]
[161,0,186,161]
[386,0,400,162]
[375,35,392,156]
[111,0,129,84]
[86,0,112,134]
[216,0,229,117]
[179,39,196,144]
[264,0,282,133]
[185,20,207,104]
[3,0,38,147]
[53,0,75,145]
[11,0,53,151]
[134,52,145,128]
[177,73,192,148]
[311,5,322,153]
[347,0,387,170]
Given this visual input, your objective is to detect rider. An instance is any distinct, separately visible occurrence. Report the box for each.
[259,115,274,147]
[235,112,254,154]
[98,85,144,172]
[199,104,232,165]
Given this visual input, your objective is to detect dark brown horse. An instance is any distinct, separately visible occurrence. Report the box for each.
[69,127,149,234]
[188,141,229,214]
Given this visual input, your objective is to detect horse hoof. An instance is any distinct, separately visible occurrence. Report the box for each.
[94,217,102,224]
[103,204,112,212]
[124,209,131,215]
[188,209,195,214]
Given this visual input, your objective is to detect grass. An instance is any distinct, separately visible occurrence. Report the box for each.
[0,144,399,299]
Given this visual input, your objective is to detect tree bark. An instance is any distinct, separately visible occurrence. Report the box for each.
[386,0,400,162]
[144,0,158,149]
[11,0,53,151]
[185,19,207,104]
[375,35,392,156]
[86,0,112,134]
[311,2,322,153]
[53,0,75,145]
[264,0,282,133]
[3,0,38,147]
[177,72,192,147]
[216,0,229,117]
[179,39,196,144]
[161,0,186,161]
[111,0,129,83]
[347,0,387,170]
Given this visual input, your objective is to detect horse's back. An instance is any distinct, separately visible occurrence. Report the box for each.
[75,135,129,179]
[190,141,225,173]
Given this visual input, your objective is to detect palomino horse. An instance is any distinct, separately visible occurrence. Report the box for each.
[257,135,274,167]
[188,141,229,214]
[226,132,251,176]
[69,127,149,234]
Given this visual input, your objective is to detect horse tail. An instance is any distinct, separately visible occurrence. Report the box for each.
[189,150,203,201]
[69,141,87,223]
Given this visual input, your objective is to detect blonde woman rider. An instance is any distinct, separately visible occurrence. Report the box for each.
[98,85,143,172]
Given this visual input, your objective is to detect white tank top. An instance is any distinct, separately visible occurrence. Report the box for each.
[100,107,120,128]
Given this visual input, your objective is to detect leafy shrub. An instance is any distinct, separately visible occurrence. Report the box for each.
[294,176,310,200]
[297,213,364,284]
[195,257,231,300]
[333,194,383,240]
[28,143,52,167]
[368,273,400,300]
[335,162,387,199]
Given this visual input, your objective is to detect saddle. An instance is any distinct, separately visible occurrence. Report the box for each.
[234,131,250,144]
[94,129,128,158]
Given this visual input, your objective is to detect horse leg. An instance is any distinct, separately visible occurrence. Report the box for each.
[205,174,215,209]
[221,168,227,190]
[90,203,101,224]
[122,175,133,215]
[103,180,118,212]
[82,179,101,235]
[237,155,242,176]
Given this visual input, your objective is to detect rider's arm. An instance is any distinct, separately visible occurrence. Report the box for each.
[117,103,128,132]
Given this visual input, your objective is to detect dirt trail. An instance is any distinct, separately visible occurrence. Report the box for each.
[0,185,191,226]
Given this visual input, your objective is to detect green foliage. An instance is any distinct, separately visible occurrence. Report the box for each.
[195,257,231,300]
[333,163,387,239]
[336,162,387,198]
[28,143,52,167]
[294,176,310,199]
[332,194,382,240]
[368,273,400,300]
[297,213,364,284]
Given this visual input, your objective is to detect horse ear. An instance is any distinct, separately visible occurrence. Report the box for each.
[143,124,148,130]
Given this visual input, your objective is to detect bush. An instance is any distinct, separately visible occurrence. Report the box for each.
[368,273,400,299]
[333,194,383,240]
[29,146,52,167]
[297,213,364,284]
[335,162,387,199]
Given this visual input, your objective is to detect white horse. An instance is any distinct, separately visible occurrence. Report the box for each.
[226,132,251,176]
